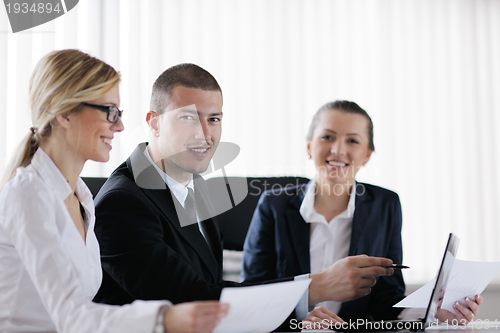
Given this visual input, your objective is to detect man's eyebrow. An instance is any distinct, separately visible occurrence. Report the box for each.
[177,109,197,114]
[178,109,223,117]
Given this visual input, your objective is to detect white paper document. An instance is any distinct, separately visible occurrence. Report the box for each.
[441,259,500,313]
[394,258,500,314]
[394,277,437,309]
[214,279,311,333]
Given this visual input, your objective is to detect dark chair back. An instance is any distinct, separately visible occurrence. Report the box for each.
[205,176,309,251]
[82,176,310,251]
[81,177,107,198]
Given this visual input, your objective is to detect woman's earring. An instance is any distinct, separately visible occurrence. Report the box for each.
[308,154,312,159]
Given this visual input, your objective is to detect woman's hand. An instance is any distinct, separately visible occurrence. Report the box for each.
[436,294,483,325]
[302,306,344,329]
[309,255,394,304]
[164,301,229,333]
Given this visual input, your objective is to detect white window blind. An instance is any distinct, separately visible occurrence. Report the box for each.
[1,0,499,284]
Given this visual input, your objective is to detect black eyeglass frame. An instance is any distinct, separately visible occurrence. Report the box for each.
[82,103,123,123]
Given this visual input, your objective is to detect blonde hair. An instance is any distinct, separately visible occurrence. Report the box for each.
[0,49,120,190]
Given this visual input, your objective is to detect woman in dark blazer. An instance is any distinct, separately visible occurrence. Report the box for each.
[242,100,482,324]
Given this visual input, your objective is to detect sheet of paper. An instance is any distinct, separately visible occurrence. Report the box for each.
[394,259,500,315]
[441,258,500,313]
[214,279,311,333]
[394,277,436,308]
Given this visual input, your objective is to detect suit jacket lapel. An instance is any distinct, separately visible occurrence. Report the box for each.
[349,182,373,256]
[193,176,223,268]
[286,184,311,274]
[126,143,219,281]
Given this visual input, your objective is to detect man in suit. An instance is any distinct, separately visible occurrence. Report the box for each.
[93,63,395,329]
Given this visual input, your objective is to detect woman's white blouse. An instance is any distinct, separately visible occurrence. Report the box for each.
[299,180,356,314]
[0,148,169,333]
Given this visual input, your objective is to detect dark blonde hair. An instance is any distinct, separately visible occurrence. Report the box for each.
[306,100,375,151]
[1,49,120,190]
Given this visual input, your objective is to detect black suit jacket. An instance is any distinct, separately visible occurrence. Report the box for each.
[93,143,240,305]
[93,143,297,332]
[242,182,406,321]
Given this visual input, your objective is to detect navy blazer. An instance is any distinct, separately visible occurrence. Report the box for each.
[242,182,405,321]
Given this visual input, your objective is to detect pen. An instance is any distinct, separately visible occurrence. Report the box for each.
[391,264,410,269]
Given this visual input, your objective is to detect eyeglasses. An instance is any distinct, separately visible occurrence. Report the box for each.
[82,103,123,123]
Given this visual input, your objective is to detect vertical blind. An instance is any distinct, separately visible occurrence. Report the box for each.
[1,0,499,284]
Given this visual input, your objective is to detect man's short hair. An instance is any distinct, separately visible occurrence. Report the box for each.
[150,63,222,114]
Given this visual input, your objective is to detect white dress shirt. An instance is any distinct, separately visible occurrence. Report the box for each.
[0,148,169,333]
[144,146,194,206]
[144,147,209,241]
[299,179,356,314]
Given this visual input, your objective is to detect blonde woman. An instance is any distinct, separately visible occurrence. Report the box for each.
[0,49,228,333]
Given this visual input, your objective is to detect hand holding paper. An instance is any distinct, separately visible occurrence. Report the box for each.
[214,279,311,333]
[394,258,500,315]
[436,294,484,324]
[440,259,497,314]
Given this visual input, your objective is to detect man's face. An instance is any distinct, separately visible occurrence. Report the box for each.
[150,85,223,182]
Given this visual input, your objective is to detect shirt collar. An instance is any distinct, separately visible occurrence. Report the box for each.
[31,148,95,212]
[144,146,194,206]
[299,178,357,224]
[346,183,356,216]
[31,148,72,201]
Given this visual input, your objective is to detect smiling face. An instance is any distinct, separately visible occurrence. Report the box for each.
[69,84,124,163]
[148,85,223,183]
[307,109,373,187]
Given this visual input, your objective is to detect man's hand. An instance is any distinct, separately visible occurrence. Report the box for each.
[436,294,483,325]
[309,255,394,305]
[303,306,344,329]
[164,301,229,333]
